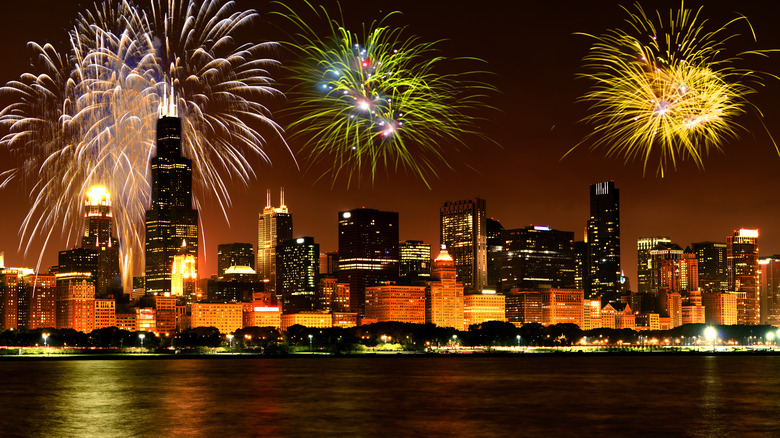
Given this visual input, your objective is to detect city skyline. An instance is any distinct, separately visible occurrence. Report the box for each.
[2,0,780,290]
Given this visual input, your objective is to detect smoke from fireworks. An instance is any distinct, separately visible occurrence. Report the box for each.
[571,1,774,176]
[0,0,285,290]
[275,1,494,187]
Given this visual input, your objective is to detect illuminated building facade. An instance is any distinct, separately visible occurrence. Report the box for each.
[637,236,671,294]
[80,186,121,297]
[365,284,425,324]
[486,218,504,291]
[587,181,621,301]
[692,241,728,292]
[93,299,116,329]
[191,302,243,333]
[256,188,292,294]
[573,240,587,291]
[463,291,506,326]
[171,242,197,299]
[277,237,319,313]
[440,198,487,293]
[55,272,95,332]
[501,225,575,292]
[727,229,759,325]
[280,311,332,331]
[649,242,683,294]
[679,247,699,292]
[338,208,399,316]
[211,265,261,303]
[582,298,602,330]
[319,251,339,276]
[217,243,254,277]
[136,307,157,332]
[22,274,56,330]
[0,269,19,329]
[425,247,464,330]
[601,302,635,329]
[399,240,431,284]
[759,257,780,325]
[541,288,584,327]
[145,108,199,295]
[253,305,282,329]
[154,295,178,333]
[702,291,738,325]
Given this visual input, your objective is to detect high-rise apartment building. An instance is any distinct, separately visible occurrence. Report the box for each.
[425,247,464,330]
[217,243,255,277]
[501,225,575,292]
[55,272,95,332]
[338,208,399,316]
[691,241,728,292]
[679,247,699,292]
[649,242,683,294]
[256,189,292,294]
[586,181,621,301]
[440,198,487,293]
[637,236,671,294]
[145,98,198,295]
[727,229,759,325]
[399,240,431,284]
[277,237,319,314]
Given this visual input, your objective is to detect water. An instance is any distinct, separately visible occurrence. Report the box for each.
[1,355,779,437]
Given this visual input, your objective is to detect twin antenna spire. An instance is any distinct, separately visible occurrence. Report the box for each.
[158,79,178,119]
[266,187,285,208]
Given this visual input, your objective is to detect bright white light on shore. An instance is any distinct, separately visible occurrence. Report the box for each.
[704,326,717,342]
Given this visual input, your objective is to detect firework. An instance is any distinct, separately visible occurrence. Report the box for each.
[571,1,772,176]
[275,1,494,187]
[0,0,286,290]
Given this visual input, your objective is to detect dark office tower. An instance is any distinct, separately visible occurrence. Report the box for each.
[338,208,399,316]
[256,188,293,294]
[277,237,319,313]
[573,241,588,290]
[637,237,671,294]
[399,240,431,284]
[586,181,620,301]
[501,226,575,291]
[727,229,760,325]
[80,187,121,298]
[217,243,255,277]
[440,198,487,293]
[319,251,339,276]
[58,247,99,284]
[691,241,728,292]
[486,218,504,291]
[145,100,199,295]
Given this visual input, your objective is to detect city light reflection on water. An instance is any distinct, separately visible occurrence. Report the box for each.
[1,356,779,436]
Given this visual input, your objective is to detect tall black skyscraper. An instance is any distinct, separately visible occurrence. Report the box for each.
[440,198,487,293]
[145,97,198,295]
[277,237,319,313]
[587,181,620,302]
[691,241,728,292]
[501,225,575,291]
[338,208,399,316]
[217,243,255,277]
[486,218,504,291]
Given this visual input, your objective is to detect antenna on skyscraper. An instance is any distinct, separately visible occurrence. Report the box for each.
[266,189,271,208]
[280,187,285,208]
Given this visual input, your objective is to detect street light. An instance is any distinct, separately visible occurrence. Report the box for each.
[308,334,313,352]
[704,327,717,350]
[516,335,521,349]
[42,333,49,348]
[452,334,458,347]
[767,331,775,348]
[227,334,234,350]
[139,333,146,351]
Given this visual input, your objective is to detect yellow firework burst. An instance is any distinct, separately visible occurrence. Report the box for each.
[571,1,774,176]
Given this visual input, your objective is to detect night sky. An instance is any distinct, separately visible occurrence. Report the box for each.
[2,0,780,287]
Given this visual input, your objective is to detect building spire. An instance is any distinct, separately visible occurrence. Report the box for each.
[158,79,178,119]
[280,187,285,208]
[266,189,271,208]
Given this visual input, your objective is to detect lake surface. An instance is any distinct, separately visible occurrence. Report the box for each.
[1,355,779,437]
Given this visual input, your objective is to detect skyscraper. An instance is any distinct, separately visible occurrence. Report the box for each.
[637,236,671,294]
[217,243,255,277]
[727,229,759,325]
[145,97,198,295]
[338,208,399,316]
[586,181,620,301]
[399,240,431,284]
[501,225,575,292]
[691,241,728,292]
[440,198,487,293]
[759,256,780,325]
[486,218,504,291]
[256,188,292,294]
[649,242,683,294]
[80,186,121,298]
[277,237,319,314]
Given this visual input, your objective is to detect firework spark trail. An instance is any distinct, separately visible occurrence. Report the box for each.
[570,1,775,176]
[274,1,495,188]
[0,0,287,291]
